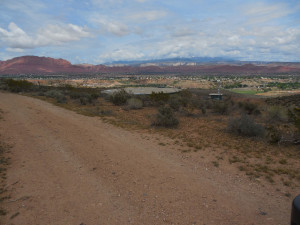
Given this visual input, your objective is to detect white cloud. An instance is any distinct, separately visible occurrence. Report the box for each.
[0,22,34,49]
[6,48,24,53]
[110,23,300,62]
[38,24,90,43]
[97,19,129,36]
[98,48,144,62]
[0,22,91,49]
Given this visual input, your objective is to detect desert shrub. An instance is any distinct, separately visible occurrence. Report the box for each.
[266,125,282,143]
[239,101,260,115]
[205,100,213,109]
[179,89,192,107]
[187,97,204,110]
[110,89,131,105]
[180,89,192,99]
[4,79,34,92]
[169,96,181,111]
[266,106,288,123]
[69,91,95,105]
[37,91,45,96]
[82,94,93,105]
[179,105,196,117]
[55,95,67,103]
[45,90,67,103]
[266,108,300,144]
[70,91,98,102]
[45,90,61,98]
[227,114,265,137]
[69,91,82,99]
[91,93,99,100]
[79,97,88,105]
[152,106,179,128]
[150,91,170,105]
[213,101,228,115]
[288,107,300,133]
[127,98,143,109]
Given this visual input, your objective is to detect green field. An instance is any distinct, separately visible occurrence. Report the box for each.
[230,89,264,95]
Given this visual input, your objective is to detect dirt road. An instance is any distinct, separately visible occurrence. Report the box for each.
[0,92,291,224]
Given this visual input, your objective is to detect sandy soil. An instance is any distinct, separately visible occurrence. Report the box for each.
[0,92,292,225]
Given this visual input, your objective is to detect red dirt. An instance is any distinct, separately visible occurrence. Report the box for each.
[0,92,292,224]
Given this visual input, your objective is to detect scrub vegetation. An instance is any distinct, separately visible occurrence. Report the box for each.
[0,78,299,190]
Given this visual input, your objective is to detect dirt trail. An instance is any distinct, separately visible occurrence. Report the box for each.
[0,92,291,225]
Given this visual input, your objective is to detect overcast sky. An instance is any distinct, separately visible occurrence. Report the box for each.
[0,0,300,64]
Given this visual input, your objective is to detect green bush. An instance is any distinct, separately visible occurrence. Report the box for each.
[152,106,179,128]
[127,98,143,109]
[110,89,131,105]
[227,114,265,137]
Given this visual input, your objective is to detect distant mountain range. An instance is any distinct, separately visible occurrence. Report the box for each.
[0,56,300,75]
[104,57,237,66]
